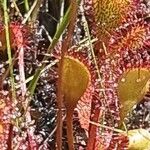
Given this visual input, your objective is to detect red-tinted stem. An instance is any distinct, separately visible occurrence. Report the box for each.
[86,98,101,150]
[66,109,74,150]
[7,124,13,150]
[56,1,77,149]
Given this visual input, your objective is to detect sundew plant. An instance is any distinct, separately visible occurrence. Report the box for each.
[0,0,150,150]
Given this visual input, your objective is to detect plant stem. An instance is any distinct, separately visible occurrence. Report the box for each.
[28,2,72,95]
[12,0,23,18]
[3,0,16,101]
[7,124,13,149]
[56,1,77,149]
[24,0,29,12]
[18,47,26,98]
[66,109,74,150]
[31,0,43,23]
[22,0,38,24]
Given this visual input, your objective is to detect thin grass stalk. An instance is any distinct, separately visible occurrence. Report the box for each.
[18,46,26,98]
[28,3,72,95]
[12,0,23,18]
[3,0,16,101]
[24,0,29,12]
[30,0,43,23]
[22,0,38,24]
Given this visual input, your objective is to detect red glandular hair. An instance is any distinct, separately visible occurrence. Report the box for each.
[97,18,150,149]
[0,21,35,53]
[83,0,138,45]
[109,18,150,54]
[0,91,38,149]
[98,48,149,149]
[53,42,102,149]
[82,2,150,148]
[53,45,97,130]
[0,91,13,149]
[0,20,39,149]
[108,133,129,150]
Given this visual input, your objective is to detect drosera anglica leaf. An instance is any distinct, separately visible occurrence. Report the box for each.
[62,56,91,109]
[109,18,150,54]
[118,68,150,123]
[127,129,150,150]
[61,56,91,150]
[93,0,131,39]
[84,0,135,43]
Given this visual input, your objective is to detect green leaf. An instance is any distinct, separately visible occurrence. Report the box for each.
[28,4,72,96]
[62,56,90,109]
[118,68,150,123]
[28,0,81,96]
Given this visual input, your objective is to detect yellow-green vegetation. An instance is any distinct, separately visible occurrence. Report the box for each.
[62,56,90,109]
[61,56,90,150]
[127,129,150,150]
[118,68,150,123]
